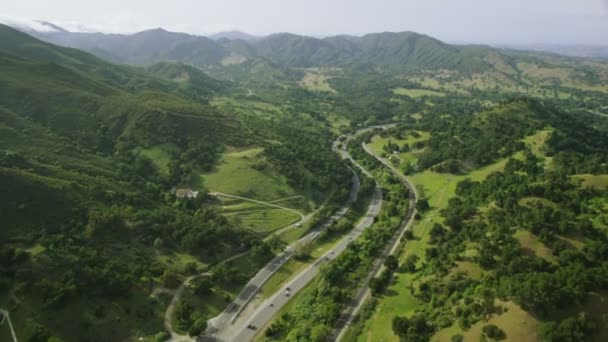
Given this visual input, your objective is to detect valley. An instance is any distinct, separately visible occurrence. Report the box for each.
[1,15,608,342]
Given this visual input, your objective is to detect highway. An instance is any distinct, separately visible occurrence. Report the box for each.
[332,138,419,341]
[204,130,383,342]
[204,137,364,341]
[225,186,382,341]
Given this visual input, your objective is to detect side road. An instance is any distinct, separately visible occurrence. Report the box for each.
[331,128,419,341]
[204,137,362,340]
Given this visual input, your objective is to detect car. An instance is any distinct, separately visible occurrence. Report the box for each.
[247,324,254,329]
[270,303,274,307]
[285,291,291,297]
[286,287,291,291]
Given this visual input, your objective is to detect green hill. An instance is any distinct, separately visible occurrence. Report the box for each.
[0,25,255,341]
[23,25,497,71]
[146,61,226,99]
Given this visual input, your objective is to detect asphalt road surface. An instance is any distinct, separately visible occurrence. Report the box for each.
[204,130,382,342]
[332,139,419,341]
[205,137,363,340]
[222,186,382,342]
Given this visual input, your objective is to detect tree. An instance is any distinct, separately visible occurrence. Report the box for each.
[175,300,194,330]
[153,237,164,249]
[161,270,180,288]
[541,313,596,341]
[416,198,430,212]
[188,318,207,337]
[482,324,506,340]
[194,278,212,296]
[451,334,463,342]
[384,255,399,272]
[369,277,385,296]
[251,241,273,261]
[392,314,433,341]
[403,255,419,273]
[429,223,446,243]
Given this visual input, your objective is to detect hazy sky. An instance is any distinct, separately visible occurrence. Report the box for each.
[2,0,608,44]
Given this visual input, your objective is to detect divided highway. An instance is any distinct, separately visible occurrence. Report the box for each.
[332,136,419,341]
[204,170,359,341]
[203,124,413,342]
[204,134,368,341]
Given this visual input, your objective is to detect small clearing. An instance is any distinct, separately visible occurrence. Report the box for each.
[299,72,337,93]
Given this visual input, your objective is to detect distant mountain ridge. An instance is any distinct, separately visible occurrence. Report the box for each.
[209,30,260,41]
[498,43,608,60]
[3,21,511,71]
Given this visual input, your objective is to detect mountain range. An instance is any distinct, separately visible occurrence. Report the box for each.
[7,21,496,71]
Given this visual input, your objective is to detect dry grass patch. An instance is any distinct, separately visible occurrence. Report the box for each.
[575,174,608,189]
[446,261,485,281]
[513,230,555,262]
[433,301,542,342]
[299,72,336,93]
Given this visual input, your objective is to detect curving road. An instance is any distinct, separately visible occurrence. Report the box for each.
[225,186,382,341]
[203,130,383,342]
[332,131,419,341]
[204,145,363,341]
[0,308,18,342]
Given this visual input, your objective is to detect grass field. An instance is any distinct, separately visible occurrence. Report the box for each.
[393,87,444,98]
[137,143,180,176]
[433,300,542,342]
[513,230,556,263]
[367,131,431,166]
[575,174,608,189]
[219,197,302,233]
[202,147,302,204]
[156,251,209,275]
[326,113,351,134]
[446,261,485,280]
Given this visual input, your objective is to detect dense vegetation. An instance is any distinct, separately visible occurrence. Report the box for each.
[349,100,608,341]
[2,19,608,342]
[0,24,351,341]
[263,146,412,341]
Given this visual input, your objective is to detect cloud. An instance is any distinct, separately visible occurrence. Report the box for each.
[53,21,100,33]
[165,23,240,36]
[0,16,60,32]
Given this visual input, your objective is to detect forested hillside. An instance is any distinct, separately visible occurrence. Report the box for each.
[346,100,608,342]
[0,25,350,341]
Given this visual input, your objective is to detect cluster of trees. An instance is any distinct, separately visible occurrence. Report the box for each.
[417,100,541,169]
[263,122,352,204]
[369,255,399,295]
[387,125,608,340]
[392,314,434,341]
